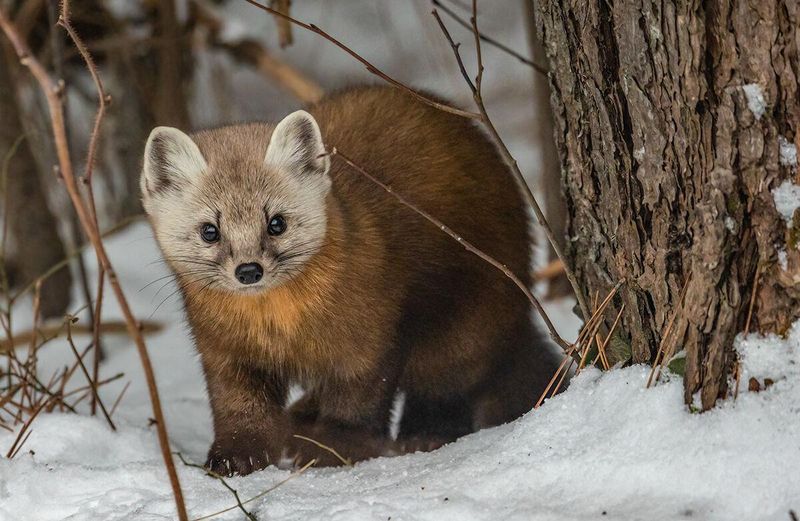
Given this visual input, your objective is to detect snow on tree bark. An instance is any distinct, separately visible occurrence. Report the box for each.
[534,0,799,409]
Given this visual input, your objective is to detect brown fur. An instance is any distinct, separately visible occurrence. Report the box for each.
[154,86,561,475]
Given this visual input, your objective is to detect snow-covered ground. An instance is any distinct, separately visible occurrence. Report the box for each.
[1,222,800,521]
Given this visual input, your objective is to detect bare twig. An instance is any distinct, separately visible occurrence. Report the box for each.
[534,344,577,408]
[5,396,47,458]
[431,0,547,74]
[192,458,317,521]
[293,434,352,466]
[64,317,115,430]
[24,281,43,410]
[534,280,624,407]
[572,282,622,376]
[0,7,188,520]
[58,0,110,417]
[744,264,760,335]
[8,428,32,458]
[241,0,480,119]
[109,380,131,417]
[331,148,571,351]
[432,2,591,321]
[1,319,163,352]
[89,268,105,414]
[596,304,625,370]
[647,273,691,388]
[176,452,257,521]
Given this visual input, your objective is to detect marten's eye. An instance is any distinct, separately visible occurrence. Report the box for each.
[200,223,220,243]
[267,215,287,236]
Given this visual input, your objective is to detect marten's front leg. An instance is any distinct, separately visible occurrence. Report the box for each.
[201,352,288,476]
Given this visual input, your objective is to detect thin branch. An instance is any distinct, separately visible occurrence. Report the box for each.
[89,268,105,414]
[109,380,130,417]
[432,10,476,95]
[744,264,760,335]
[432,0,548,75]
[1,319,163,353]
[192,458,317,521]
[26,281,42,389]
[331,148,571,352]
[64,317,115,430]
[433,1,592,322]
[176,452,257,521]
[470,0,483,91]
[58,0,110,416]
[595,304,625,371]
[241,0,480,119]
[0,7,188,520]
[5,396,47,458]
[8,428,32,458]
[293,434,352,466]
[647,273,691,388]
[535,344,577,408]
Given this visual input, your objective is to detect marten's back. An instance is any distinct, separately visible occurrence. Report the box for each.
[309,86,531,289]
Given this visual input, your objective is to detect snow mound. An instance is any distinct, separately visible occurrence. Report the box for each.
[1,228,799,521]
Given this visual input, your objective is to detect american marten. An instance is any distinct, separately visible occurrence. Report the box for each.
[141,86,561,476]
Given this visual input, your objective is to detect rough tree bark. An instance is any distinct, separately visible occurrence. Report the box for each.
[0,47,72,318]
[535,0,799,408]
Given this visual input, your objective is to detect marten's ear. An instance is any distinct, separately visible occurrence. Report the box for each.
[141,127,207,197]
[264,111,330,178]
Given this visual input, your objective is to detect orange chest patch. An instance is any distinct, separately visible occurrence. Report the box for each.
[191,284,308,342]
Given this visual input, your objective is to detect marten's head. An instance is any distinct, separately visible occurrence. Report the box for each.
[141,111,331,294]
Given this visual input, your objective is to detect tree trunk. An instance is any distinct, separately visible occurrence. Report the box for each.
[0,47,72,318]
[154,0,190,129]
[100,53,156,219]
[535,0,800,409]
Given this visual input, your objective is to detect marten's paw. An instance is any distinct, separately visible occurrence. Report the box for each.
[205,436,275,476]
[392,435,448,455]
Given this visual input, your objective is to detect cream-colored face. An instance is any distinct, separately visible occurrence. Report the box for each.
[140,111,331,294]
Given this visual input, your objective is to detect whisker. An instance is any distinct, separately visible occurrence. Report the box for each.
[139,268,213,292]
[149,274,220,318]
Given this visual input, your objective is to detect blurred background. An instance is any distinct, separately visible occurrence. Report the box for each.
[0,0,563,323]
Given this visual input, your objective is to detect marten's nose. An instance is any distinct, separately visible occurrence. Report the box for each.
[235,263,263,285]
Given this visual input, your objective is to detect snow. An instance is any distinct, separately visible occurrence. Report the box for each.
[772,180,800,225]
[737,319,800,383]
[778,248,789,270]
[2,223,800,521]
[742,83,767,120]
[779,136,798,167]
